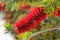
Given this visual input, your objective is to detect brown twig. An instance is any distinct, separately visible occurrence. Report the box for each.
[28,28,60,40]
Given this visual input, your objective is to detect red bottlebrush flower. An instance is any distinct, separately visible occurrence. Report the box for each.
[57,7,60,16]
[0,2,5,10]
[52,7,60,16]
[12,7,46,34]
[57,7,60,12]
[18,4,30,10]
[52,10,58,16]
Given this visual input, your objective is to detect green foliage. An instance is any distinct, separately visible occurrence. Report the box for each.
[2,0,60,40]
[4,22,11,29]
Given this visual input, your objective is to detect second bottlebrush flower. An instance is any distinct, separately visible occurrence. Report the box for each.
[52,7,60,16]
[0,2,5,10]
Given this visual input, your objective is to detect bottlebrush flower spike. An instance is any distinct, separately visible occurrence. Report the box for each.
[0,2,5,10]
[12,7,46,34]
[52,7,60,16]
